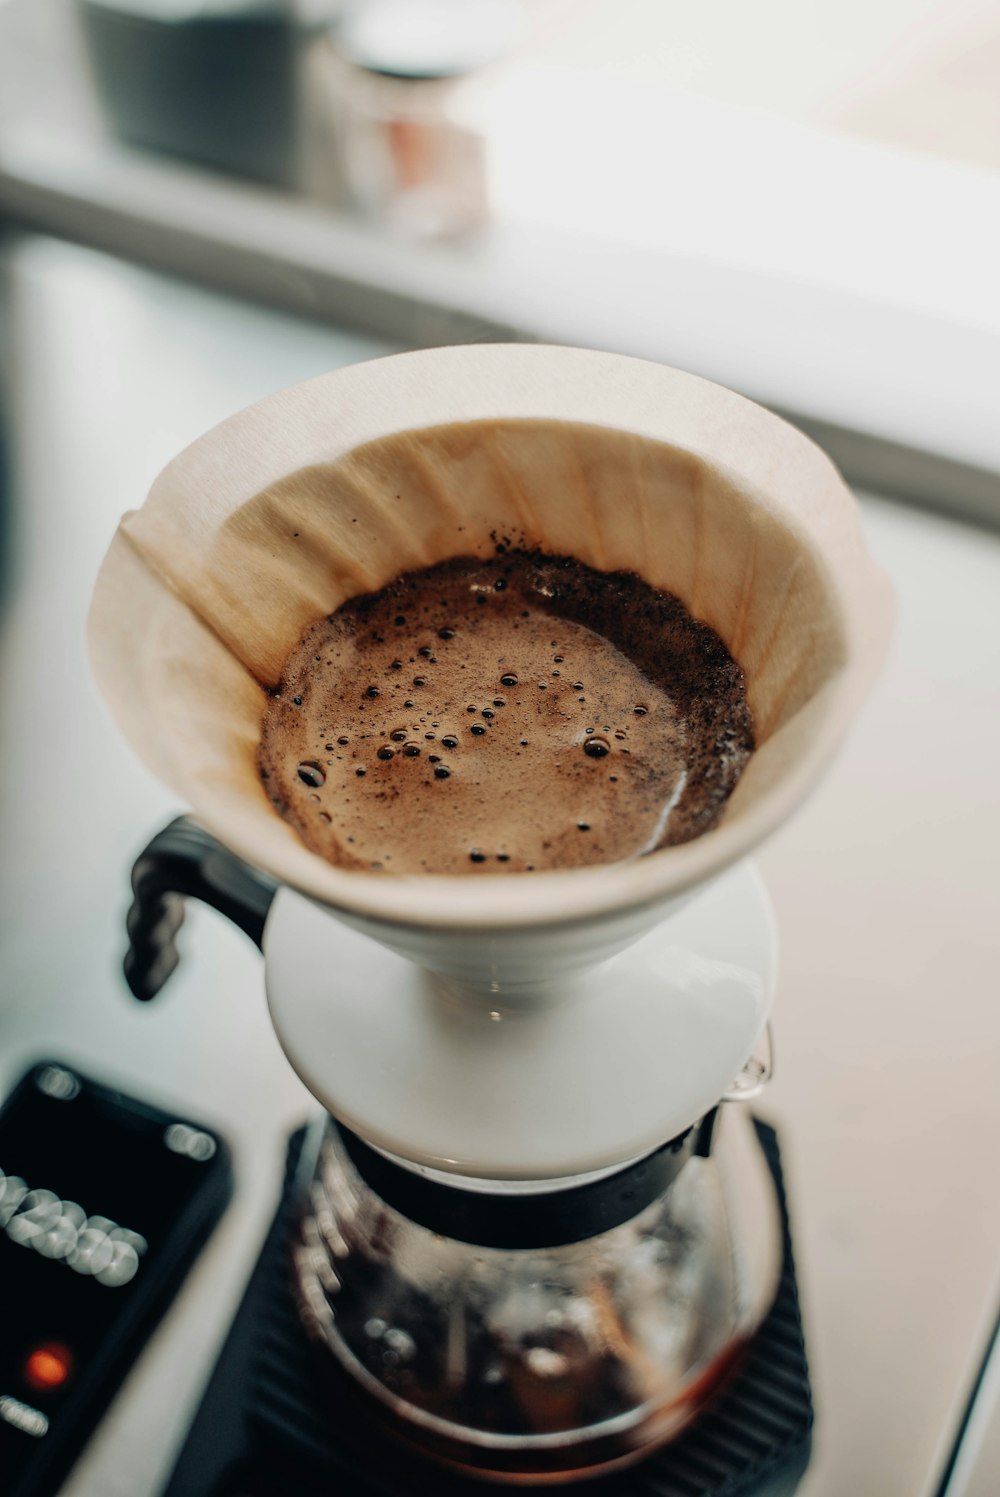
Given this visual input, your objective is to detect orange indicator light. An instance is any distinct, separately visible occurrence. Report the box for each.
[23,1343,73,1393]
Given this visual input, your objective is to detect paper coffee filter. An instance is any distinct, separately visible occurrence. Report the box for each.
[89,344,892,930]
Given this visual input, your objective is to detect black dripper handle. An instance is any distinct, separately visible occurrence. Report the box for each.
[125,815,277,1002]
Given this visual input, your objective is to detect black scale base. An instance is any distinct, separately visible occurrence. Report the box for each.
[163,1122,813,1497]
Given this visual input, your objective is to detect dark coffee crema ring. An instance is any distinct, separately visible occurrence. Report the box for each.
[258,551,754,874]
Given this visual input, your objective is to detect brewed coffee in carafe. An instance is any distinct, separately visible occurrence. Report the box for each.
[292,1101,778,1482]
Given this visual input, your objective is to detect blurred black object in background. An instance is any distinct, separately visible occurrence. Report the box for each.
[77,1,300,188]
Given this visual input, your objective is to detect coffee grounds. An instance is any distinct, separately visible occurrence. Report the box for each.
[258,552,753,874]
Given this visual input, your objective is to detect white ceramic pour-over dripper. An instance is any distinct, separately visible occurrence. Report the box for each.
[89,345,891,1179]
[262,858,777,1181]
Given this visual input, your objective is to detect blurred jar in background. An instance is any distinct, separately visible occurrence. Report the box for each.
[77,0,302,188]
[303,0,524,238]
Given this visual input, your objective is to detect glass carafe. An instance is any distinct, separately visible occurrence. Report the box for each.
[293,1103,780,1483]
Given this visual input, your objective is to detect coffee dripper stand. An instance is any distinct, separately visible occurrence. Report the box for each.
[126,816,813,1494]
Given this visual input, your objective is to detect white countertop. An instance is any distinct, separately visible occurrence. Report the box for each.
[1,235,998,1497]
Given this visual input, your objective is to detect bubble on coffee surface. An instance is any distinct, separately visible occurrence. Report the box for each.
[296,760,326,788]
[258,551,753,874]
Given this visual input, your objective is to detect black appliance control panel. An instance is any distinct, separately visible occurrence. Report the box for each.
[0,1062,231,1497]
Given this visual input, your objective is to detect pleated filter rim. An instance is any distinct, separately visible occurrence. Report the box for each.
[88,345,892,930]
